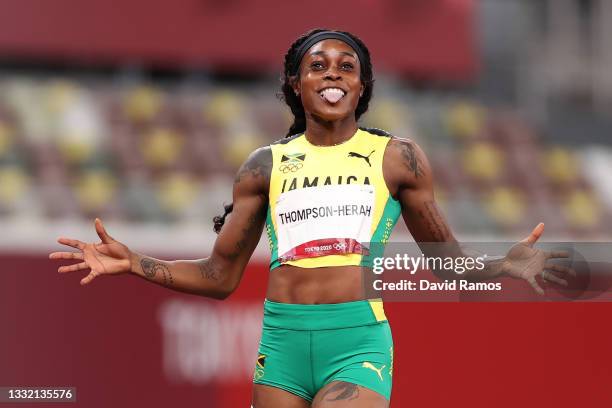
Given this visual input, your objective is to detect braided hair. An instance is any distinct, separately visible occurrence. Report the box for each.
[213,29,375,233]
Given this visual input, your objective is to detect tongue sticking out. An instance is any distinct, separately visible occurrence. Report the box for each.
[320,89,344,104]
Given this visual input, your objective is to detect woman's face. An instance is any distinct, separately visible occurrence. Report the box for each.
[295,39,364,123]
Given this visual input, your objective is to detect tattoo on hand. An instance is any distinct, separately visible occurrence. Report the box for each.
[322,382,359,402]
[199,259,221,281]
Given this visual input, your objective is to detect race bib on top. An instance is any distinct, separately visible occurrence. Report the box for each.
[274,184,375,262]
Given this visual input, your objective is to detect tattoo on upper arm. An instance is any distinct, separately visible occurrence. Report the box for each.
[140,257,174,286]
[396,140,423,178]
[232,207,266,256]
[199,258,221,281]
[319,382,359,402]
[234,148,272,185]
[198,204,264,282]
[418,200,451,241]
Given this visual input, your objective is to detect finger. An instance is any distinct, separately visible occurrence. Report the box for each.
[545,263,577,277]
[58,262,89,273]
[95,218,114,244]
[49,252,84,260]
[542,271,568,287]
[57,237,86,250]
[520,223,545,248]
[80,271,98,285]
[546,250,570,259]
[527,277,545,295]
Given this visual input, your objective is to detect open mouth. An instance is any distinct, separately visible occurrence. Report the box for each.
[319,87,346,104]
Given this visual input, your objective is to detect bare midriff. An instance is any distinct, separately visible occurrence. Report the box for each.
[266,264,367,304]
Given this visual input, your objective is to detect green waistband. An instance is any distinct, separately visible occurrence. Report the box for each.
[262,299,386,331]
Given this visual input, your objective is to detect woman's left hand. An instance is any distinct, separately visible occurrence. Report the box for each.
[502,223,576,295]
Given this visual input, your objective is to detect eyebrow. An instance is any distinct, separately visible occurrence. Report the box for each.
[310,50,357,59]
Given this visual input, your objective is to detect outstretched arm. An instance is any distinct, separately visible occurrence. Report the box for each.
[384,137,573,292]
[50,146,272,300]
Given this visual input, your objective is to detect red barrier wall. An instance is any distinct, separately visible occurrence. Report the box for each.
[2,254,612,407]
[0,0,477,79]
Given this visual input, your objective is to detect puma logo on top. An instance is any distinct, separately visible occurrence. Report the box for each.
[362,361,386,381]
[348,150,375,167]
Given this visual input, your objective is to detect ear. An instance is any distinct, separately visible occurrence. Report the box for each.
[293,80,301,96]
[360,84,364,97]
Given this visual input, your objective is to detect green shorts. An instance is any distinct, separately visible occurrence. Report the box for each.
[253,299,393,402]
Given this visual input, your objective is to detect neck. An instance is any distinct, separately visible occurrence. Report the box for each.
[304,114,358,146]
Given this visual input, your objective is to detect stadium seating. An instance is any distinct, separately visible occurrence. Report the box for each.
[0,74,609,239]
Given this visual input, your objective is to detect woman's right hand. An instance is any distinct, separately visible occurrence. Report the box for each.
[49,218,133,285]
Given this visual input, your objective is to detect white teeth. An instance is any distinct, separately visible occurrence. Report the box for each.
[319,88,345,104]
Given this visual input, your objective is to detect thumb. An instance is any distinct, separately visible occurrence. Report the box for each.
[95,218,114,244]
[521,222,544,248]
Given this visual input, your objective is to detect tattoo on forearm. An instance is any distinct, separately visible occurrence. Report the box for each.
[321,382,359,402]
[397,140,422,178]
[234,148,272,184]
[140,257,174,286]
[199,259,221,281]
[419,200,451,241]
[161,265,174,286]
[140,258,156,278]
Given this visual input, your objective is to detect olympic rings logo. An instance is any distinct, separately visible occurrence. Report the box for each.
[333,242,347,250]
[278,162,303,173]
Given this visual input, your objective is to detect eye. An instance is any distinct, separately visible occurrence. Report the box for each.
[341,62,354,71]
[310,61,325,70]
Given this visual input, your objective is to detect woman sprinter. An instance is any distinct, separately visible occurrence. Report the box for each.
[50,29,573,408]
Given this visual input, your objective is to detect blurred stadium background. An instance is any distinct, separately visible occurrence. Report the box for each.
[2,0,612,407]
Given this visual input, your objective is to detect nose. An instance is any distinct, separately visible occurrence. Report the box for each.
[324,65,342,80]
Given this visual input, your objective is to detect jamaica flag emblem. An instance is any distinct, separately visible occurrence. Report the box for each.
[257,354,266,368]
[279,153,306,173]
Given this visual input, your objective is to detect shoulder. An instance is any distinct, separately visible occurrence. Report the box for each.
[241,145,272,172]
[244,132,303,172]
[355,126,429,178]
[382,134,432,195]
[231,130,305,193]
[245,145,272,164]
[241,131,305,174]
[358,127,423,159]
[385,135,429,178]
[234,146,272,195]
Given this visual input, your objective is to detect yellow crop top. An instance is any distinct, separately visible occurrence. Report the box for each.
[265,127,401,270]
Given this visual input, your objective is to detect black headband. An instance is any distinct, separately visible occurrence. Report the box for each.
[289,31,366,76]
